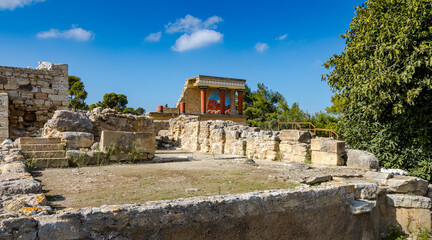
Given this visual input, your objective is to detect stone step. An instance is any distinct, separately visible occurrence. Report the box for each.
[26,158,69,168]
[23,150,66,159]
[21,144,65,151]
[17,137,62,145]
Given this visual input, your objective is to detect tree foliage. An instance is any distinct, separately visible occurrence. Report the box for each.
[243,83,338,131]
[68,76,88,110]
[90,92,145,115]
[322,0,432,179]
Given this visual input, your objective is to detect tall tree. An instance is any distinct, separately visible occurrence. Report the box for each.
[322,0,432,179]
[68,76,88,110]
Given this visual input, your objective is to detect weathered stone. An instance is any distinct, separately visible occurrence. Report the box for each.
[0,161,27,174]
[350,200,376,215]
[386,175,429,195]
[303,175,332,185]
[0,178,42,196]
[339,179,378,200]
[100,130,155,157]
[386,194,432,209]
[279,130,311,143]
[380,168,409,176]
[311,138,345,154]
[365,171,392,185]
[61,132,94,149]
[42,110,93,137]
[346,149,379,170]
[311,151,344,166]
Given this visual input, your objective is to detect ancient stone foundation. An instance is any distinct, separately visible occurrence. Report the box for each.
[168,115,347,163]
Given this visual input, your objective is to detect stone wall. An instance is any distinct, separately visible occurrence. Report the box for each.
[153,120,170,135]
[168,116,357,164]
[311,138,345,165]
[169,116,281,160]
[0,183,383,239]
[0,62,69,139]
[0,94,8,142]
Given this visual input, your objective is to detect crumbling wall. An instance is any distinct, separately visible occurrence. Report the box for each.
[0,184,383,239]
[0,62,69,139]
[279,130,311,163]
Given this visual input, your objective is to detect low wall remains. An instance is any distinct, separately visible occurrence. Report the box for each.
[0,183,381,239]
[168,115,345,163]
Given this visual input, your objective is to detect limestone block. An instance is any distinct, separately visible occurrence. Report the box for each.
[42,110,93,137]
[48,94,68,102]
[311,151,344,165]
[386,194,432,209]
[339,179,378,199]
[346,149,379,170]
[62,132,94,149]
[386,176,429,195]
[279,130,311,143]
[311,138,345,154]
[100,130,155,155]
[365,171,392,185]
[350,200,376,215]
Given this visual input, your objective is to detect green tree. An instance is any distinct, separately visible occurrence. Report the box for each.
[91,92,128,111]
[122,107,145,115]
[322,0,432,179]
[243,83,284,128]
[68,76,88,110]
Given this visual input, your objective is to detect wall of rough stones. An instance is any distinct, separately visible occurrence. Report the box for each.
[168,116,349,164]
[0,62,69,139]
[169,116,309,161]
[0,183,383,239]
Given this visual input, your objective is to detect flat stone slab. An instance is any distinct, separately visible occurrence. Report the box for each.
[365,171,392,184]
[385,175,429,195]
[338,179,378,200]
[386,194,432,209]
[350,200,376,215]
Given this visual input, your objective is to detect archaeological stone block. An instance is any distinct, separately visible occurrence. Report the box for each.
[311,151,344,166]
[311,138,345,154]
[346,149,379,170]
[62,132,94,150]
[279,130,311,143]
[385,175,429,195]
[100,130,155,157]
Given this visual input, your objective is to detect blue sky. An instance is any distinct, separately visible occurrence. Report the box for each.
[0,0,365,113]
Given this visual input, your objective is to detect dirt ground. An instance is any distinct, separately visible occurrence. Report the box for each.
[35,151,299,209]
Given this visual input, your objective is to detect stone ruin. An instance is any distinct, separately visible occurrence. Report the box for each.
[0,63,430,239]
[0,62,69,140]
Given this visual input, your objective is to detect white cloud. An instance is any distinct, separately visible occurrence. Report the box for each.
[276,33,288,41]
[172,29,223,52]
[165,15,223,34]
[37,26,94,41]
[145,31,162,42]
[165,15,224,52]
[0,0,44,10]
[255,42,269,53]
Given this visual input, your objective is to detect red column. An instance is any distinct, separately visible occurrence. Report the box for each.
[200,88,206,114]
[220,90,225,115]
[157,105,163,113]
[237,91,243,115]
[180,102,185,114]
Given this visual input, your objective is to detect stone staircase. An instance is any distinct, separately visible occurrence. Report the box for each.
[17,137,68,168]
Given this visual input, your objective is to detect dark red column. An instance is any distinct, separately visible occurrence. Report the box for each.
[237,91,243,115]
[220,90,225,115]
[180,102,185,114]
[157,105,163,113]
[200,88,207,114]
